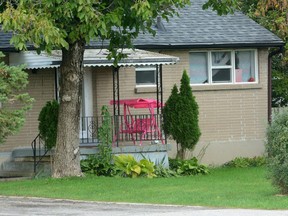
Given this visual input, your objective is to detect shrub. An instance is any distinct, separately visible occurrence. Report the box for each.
[114,154,156,178]
[163,70,201,159]
[224,156,266,168]
[97,106,113,166]
[169,157,209,176]
[80,155,116,176]
[266,110,288,194]
[38,100,59,150]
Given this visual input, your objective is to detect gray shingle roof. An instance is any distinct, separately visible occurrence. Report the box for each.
[0,0,283,51]
[132,0,283,49]
[0,30,14,51]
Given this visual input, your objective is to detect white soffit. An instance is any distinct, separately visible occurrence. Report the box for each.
[9,51,60,69]
[9,49,179,69]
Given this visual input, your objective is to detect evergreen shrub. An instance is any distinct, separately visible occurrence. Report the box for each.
[38,100,59,150]
[163,70,201,159]
[266,110,288,194]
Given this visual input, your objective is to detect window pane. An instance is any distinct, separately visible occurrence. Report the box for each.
[136,70,155,85]
[189,52,208,84]
[235,51,255,82]
[212,69,231,83]
[212,52,231,66]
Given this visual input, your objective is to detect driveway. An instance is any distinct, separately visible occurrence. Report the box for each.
[0,196,288,216]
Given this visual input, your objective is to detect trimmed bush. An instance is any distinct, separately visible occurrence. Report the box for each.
[266,110,288,194]
[38,100,59,150]
[163,70,201,159]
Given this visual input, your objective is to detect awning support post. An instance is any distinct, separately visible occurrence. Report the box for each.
[112,66,120,147]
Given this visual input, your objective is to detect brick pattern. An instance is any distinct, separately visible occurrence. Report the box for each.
[1,69,55,152]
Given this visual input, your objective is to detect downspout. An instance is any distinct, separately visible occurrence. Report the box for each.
[268,46,284,123]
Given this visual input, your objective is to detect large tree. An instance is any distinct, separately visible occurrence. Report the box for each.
[0,0,238,178]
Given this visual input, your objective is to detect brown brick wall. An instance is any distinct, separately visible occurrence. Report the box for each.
[0,69,55,152]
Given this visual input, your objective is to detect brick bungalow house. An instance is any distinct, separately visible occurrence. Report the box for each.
[0,0,284,165]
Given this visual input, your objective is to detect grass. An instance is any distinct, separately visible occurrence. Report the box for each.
[0,167,287,209]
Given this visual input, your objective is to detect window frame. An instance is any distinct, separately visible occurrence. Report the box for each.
[189,49,258,86]
[135,66,157,87]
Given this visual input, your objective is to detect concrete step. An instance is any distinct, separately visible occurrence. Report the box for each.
[0,170,34,178]
[0,176,32,181]
[0,148,51,178]
[0,161,34,177]
[1,161,34,171]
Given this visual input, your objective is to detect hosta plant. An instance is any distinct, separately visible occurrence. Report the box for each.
[114,154,156,178]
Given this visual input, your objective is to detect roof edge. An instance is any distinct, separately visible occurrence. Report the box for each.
[134,43,285,50]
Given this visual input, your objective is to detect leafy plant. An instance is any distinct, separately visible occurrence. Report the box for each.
[266,110,288,194]
[154,165,179,178]
[97,106,113,165]
[38,100,59,150]
[114,154,156,178]
[169,157,209,176]
[80,155,116,177]
[224,156,266,168]
[81,106,115,177]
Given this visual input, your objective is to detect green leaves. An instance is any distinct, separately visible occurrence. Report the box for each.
[163,70,201,158]
[114,154,156,178]
[203,0,239,15]
[38,100,59,150]
[267,109,288,194]
[169,157,209,176]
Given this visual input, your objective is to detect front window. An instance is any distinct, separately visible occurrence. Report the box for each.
[189,50,257,85]
[136,66,156,85]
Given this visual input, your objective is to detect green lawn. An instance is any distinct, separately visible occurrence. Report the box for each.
[0,167,287,209]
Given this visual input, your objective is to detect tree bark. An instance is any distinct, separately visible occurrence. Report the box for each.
[52,40,85,178]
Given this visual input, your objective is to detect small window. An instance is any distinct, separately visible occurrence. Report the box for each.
[136,67,156,85]
[212,69,232,83]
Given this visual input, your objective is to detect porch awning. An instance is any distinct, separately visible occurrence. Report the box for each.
[9,49,179,69]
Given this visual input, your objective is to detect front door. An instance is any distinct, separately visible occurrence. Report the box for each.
[80,69,94,143]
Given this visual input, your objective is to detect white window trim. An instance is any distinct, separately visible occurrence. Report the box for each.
[135,66,157,87]
[190,49,258,86]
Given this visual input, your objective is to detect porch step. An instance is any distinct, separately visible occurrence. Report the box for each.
[0,148,51,178]
[0,161,34,177]
[0,170,34,178]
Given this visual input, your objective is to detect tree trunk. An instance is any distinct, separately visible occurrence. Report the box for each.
[52,40,85,178]
[176,144,185,160]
